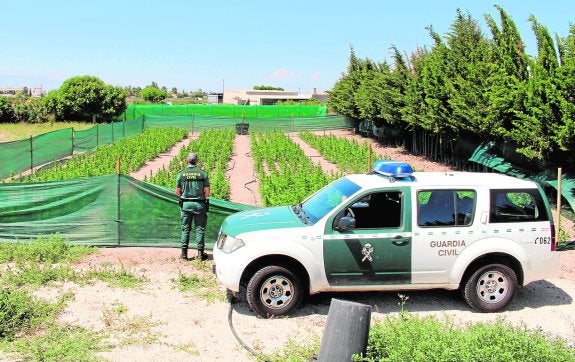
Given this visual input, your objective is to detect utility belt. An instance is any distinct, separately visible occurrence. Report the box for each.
[179,198,209,212]
[180,198,206,203]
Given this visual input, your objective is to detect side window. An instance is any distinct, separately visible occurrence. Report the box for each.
[418,190,476,227]
[348,191,402,229]
[490,189,547,223]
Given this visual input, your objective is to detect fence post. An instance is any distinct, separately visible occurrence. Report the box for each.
[116,162,121,246]
[29,135,33,174]
[557,167,563,236]
[71,128,75,155]
[142,115,146,131]
[317,299,371,362]
[96,124,99,147]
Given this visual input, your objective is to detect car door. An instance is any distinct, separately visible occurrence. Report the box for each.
[323,188,412,286]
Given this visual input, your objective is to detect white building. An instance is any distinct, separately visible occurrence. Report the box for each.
[223,88,327,105]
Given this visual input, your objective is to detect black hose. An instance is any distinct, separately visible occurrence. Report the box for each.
[227,299,271,362]
[557,241,575,251]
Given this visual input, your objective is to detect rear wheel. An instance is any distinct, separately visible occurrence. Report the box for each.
[462,263,517,312]
[246,265,304,318]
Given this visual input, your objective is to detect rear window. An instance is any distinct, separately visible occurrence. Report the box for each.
[417,190,476,227]
[489,189,548,223]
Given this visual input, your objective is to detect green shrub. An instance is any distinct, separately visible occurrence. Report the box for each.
[0,287,60,341]
[3,324,104,362]
[358,313,575,362]
[0,234,94,264]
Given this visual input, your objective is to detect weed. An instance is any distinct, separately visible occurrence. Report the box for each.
[1,263,78,288]
[2,324,105,362]
[84,262,147,289]
[173,269,227,303]
[100,301,165,346]
[174,341,200,356]
[0,287,60,341]
[0,234,94,264]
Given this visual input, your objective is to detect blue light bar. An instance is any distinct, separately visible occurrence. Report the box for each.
[372,160,415,181]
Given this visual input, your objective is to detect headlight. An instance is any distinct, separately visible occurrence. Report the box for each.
[218,233,245,253]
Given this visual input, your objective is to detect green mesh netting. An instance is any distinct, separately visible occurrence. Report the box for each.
[120,104,328,120]
[0,128,74,179]
[1,115,349,179]
[142,114,348,132]
[0,174,254,248]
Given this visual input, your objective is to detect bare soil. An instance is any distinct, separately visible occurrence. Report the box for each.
[9,130,575,361]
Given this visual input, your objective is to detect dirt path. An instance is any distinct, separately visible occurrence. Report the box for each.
[129,132,199,181]
[227,134,262,207]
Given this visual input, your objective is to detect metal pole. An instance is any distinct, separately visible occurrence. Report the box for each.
[557,167,563,237]
[29,135,33,174]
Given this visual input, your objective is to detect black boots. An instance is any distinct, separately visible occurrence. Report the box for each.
[181,248,207,261]
[198,249,208,261]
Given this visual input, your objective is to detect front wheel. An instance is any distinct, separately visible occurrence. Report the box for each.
[462,263,517,312]
[246,265,304,318]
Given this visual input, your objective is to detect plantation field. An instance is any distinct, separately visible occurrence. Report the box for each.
[1,128,574,361]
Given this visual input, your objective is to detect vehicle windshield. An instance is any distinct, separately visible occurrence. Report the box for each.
[300,178,361,224]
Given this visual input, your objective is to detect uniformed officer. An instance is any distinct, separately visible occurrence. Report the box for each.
[175,152,210,261]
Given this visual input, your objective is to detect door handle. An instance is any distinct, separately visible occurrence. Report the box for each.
[391,235,409,246]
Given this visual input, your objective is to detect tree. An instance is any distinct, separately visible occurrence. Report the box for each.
[47,75,127,122]
[253,85,285,91]
[140,86,167,103]
[0,96,15,123]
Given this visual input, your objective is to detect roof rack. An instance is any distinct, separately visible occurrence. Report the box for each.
[372,160,415,182]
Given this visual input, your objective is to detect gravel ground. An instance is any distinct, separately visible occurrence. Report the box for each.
[5,130,574,361]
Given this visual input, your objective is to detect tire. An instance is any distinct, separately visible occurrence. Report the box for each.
[246,265,304,318]
[462,263,518,312]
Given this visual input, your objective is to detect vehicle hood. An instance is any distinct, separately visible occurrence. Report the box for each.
[220,206,306,237]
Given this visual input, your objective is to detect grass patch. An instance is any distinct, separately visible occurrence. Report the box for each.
[267,309,574,362]
[0,121,93,142]
[83,262,147,289]
[0,234,95,264]
[0,287,63,341]
[1,263,78,288]
[173,267,227,303]
[1,324,105,362]
[264,334,321,362]
[101,301,165,346]
[357,313,575,362]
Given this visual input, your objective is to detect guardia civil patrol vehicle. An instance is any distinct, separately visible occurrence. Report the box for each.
[213,161,559,318]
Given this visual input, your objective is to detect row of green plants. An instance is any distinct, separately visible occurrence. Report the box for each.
[299,131,374,174]
[0,234,224,361]
[251,131,338,206]
[11,127,188,182]
[149,129,235,200]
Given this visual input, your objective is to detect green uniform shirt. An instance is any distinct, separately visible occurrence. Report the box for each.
[176,165,210,200]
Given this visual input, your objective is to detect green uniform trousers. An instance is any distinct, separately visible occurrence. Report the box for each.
[180,201,207,250]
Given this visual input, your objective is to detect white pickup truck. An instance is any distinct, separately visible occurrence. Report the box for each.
[213,160,559,318]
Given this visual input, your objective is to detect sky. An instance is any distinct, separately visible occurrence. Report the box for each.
[0,1,573,94]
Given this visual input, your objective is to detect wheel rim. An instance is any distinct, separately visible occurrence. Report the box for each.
[476,270,509,304]
[259,275,294,310]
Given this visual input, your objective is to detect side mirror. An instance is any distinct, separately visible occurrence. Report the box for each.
[337,216,356,231]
